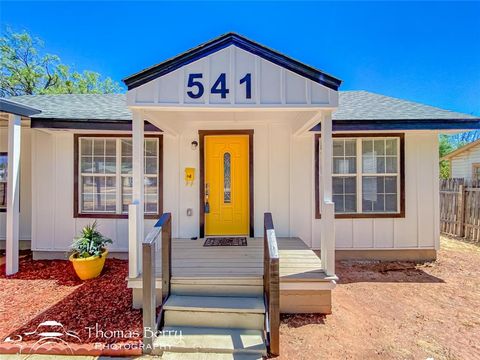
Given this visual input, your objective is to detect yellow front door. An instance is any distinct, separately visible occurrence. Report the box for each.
[205,135,249,235]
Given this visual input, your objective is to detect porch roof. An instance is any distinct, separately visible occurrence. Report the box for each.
[122,32,342,91]
[6,90,480,130]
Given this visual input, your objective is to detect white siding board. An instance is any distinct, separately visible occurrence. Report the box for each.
[335,219,353,248]
[373,219,394,248]
[353,219,374,248]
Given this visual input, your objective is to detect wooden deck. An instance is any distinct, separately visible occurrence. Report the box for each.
[130,237,334,284]
[129,237,336,313]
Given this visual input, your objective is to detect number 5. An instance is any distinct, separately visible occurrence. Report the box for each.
[187,73,204,99]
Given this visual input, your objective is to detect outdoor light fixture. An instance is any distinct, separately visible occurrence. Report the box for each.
[191,140,198,150]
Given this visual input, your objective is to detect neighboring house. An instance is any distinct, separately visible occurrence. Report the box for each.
[442,139,480,181]
[1,33,480,329]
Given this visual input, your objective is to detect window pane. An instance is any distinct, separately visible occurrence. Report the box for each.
[0,182,6,208]
[362,140,373,155]
[145,158,157,174]
[386,157,397,173]
[82,194,94,212]
[385,176,397,193]
[333,176,357,213]
[345,195,356,212]
[376,157,385,173]
[345,177,356,193]
[122,156,132,174]
[385,139,397,155]
[385,194,397,212]
[105,139,116,156]
[94,194,105,212]
[81,157,93,173]
[146,195,158,213]
[224,153,231,203]
[363,156,376,173]
[122,176,133,212]
[145,176,157,195]
[105,156,116,174]
[122,139,132,156]
[106,194,116,212]
[362,176,398,213]
[374,140,385,156]
[81,139,92,156]
[333,141,344,156]
[93,139,105,156]
[344,140,356,156]
[362,176,378,202]
[145,139,157,156]
[333,194,344,212]
[93,157,105,173]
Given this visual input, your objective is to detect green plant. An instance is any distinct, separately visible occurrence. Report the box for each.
[71,221,112,258]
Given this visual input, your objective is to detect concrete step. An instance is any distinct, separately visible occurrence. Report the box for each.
[163,295,265,330]
[154,326,267,356]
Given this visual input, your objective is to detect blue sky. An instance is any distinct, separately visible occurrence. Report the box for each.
[1,1,479,116]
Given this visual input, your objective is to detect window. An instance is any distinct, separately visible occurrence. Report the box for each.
[224,152,231,203]
[315,134,404,218]
[0,153,7,210]
[75,135,162,218]
[473,164,480,182]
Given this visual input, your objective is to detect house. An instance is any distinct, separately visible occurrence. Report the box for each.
[1,33,479,356]
[442,138,480,181]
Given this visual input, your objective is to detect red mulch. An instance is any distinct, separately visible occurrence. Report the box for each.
[0,253,142,354]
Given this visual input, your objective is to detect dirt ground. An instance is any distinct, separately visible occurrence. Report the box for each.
[1,237,479,359]
[280,236,480,360]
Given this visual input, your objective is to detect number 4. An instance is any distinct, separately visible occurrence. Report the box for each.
[211,73,229,99]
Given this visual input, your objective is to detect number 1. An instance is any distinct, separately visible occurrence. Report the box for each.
[239,73,252,99]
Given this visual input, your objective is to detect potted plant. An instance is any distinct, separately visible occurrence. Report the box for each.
[69,221,112,280]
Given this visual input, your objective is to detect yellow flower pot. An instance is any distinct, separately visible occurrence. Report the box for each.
[69,250,108,280]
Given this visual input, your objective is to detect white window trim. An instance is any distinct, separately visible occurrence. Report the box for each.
[332,136,401,215]
[76,136,160,217]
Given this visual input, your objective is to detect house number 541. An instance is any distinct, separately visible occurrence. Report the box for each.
[187,73,252,99]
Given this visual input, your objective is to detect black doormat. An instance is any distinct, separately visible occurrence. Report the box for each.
[203,237,248,247]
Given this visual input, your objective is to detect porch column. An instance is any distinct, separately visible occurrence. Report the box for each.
[6,114,21,275]
[129,110,144,278]
[320,111,335,276]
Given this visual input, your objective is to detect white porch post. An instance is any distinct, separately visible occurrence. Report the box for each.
[6,114,21,275]
[129,110,144,278]
[320,111,336,276]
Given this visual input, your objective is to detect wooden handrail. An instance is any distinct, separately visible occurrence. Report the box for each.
[264,212,280,357]
[142,212,172,353]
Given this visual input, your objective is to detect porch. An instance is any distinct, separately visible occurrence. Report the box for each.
[128,235,336,313]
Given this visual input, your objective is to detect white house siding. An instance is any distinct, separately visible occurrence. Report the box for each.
[314,132,440,251]
[127,45,337,109]
[30,130,157,253]
[0,127,32,244]
[450,145,480,180]
[1,126,439,254]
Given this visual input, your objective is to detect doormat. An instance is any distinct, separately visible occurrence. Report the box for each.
[203,237,248,247]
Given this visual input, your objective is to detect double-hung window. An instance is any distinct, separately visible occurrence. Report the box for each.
[0,153,7,211]
[75,135,162,218]
[318,134,404,217]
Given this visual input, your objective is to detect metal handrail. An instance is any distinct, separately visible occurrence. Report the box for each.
[264,212,280,356]
[142,212,172,353]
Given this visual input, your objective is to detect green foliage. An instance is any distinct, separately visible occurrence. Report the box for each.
[0,28,121,96]
[71,221,112,258]
[439,135,454,179]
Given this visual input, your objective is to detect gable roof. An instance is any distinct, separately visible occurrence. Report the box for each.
[441,139,480,160]
[123,32,342,91]
[6,91,480,131]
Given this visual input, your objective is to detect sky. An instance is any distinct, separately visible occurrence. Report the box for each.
[1,1,479,116]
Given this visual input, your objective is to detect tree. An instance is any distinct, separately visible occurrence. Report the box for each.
[0,29,120,96]
[439,135,454,179]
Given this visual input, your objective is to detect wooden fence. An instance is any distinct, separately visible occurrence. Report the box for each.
[440,179,480,242]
